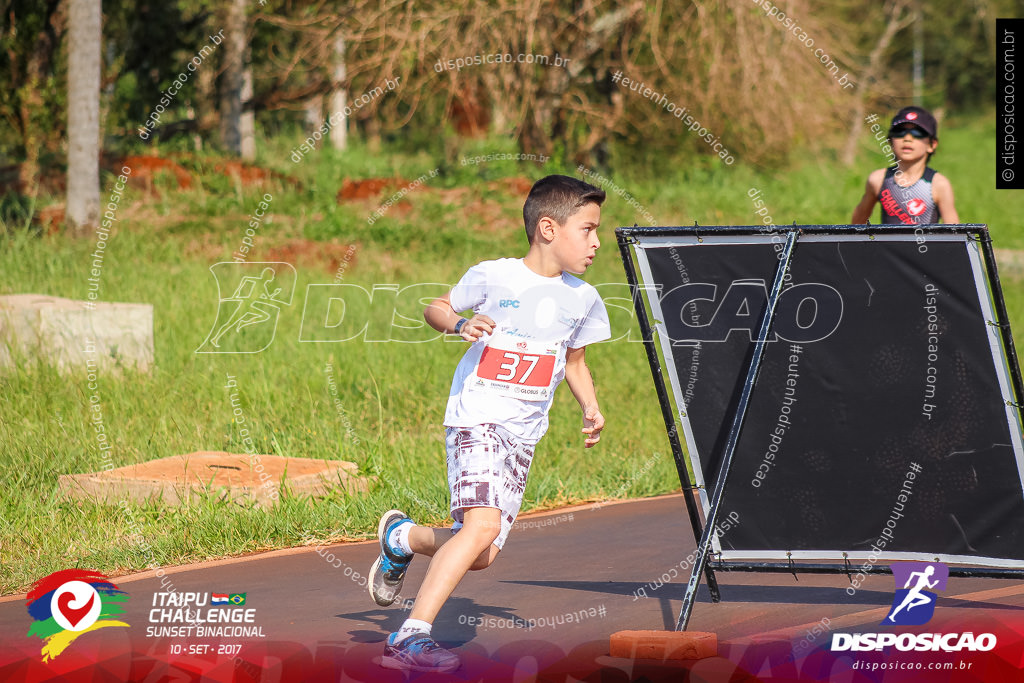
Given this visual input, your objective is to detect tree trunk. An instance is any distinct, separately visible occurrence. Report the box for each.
[219,0,246,155]
[196,55,217,140]
[66,0,101,237]
[912,0,923,105]
[841,0,913,166]
[240,55,256,160]
[329,34,347,151]
[304,94,324,133]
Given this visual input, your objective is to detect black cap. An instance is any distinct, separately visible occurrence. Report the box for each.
[890,106,937,138]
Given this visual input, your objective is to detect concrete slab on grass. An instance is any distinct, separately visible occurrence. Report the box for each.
[57,450,370,507]
[0,293,153,373]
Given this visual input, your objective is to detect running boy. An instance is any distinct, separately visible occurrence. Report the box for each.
[368,175,610,673]
[851,106,959,225]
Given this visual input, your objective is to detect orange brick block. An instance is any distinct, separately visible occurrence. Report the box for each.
[609,630,717,660]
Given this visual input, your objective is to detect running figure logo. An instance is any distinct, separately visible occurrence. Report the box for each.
[197,262,296,353]
[883,561,949,626]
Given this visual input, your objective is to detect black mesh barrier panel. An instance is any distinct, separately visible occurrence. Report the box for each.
[639,234,1024,562]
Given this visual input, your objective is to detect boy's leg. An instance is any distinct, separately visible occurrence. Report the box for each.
[407,526,498,570]
[369,510,496,608]
[380,507,499,674]
[398,422,534,623]
[408,506,501,623]
[407,527,456,556]
[380,425,532,673]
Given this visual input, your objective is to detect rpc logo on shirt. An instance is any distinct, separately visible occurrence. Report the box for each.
[500,299,521,308]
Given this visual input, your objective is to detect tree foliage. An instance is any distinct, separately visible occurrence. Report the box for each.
[0,0,1010,191]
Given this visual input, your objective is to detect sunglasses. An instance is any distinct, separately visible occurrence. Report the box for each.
[889,126,929,139]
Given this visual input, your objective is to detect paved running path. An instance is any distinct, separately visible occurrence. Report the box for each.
[2,494,1023,681]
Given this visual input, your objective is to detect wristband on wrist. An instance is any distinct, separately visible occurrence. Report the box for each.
[454,318,469,335]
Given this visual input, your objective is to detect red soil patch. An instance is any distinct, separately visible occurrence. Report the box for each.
[183,234,228,262]
[262,239,360,276]
[391,200,416,218]
[35,205,66,235]
[213,161,300,189]
[489,177,534,196]
[431,186,518,232]
[120,155,193,192]
[434,187,472,205]
[448,86,490,137]
[333,174,527,228]
[337,177,410,202]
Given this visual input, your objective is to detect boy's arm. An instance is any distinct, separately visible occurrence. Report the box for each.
[933,173,960,224]
[851,170,885,224]
[564,346,604,448]
[424,291,494,341]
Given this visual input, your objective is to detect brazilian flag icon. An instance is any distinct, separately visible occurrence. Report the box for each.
[229,593,246,605]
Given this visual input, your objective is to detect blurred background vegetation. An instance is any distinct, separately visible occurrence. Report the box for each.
[1,0,1023,593]
[1,0,1016,205]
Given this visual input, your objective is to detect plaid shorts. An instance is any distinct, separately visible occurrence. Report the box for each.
[446,423,536,550]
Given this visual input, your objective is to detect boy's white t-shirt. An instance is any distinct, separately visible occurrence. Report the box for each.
[444,258,611,443]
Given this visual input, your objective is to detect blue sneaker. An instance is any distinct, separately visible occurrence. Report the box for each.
[381,631,459,673]
[369,509,413,606]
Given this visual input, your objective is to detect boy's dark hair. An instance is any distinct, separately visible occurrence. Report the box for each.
[523,175,605,243]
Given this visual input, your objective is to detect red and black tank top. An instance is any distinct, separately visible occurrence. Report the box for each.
[878,167,940,225]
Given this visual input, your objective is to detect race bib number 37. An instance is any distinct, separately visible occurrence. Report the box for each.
[474,336,558,401]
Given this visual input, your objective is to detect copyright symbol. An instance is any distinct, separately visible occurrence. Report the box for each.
[1003,168,1015,182]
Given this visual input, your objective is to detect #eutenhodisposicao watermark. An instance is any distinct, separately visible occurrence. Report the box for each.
[863,113,930,252]
[846,462,923,596]
[576,164,656,225]
[590,453,661,511]
[750,344,803,488]
[84,166,131,309]
[457,604,606,632]
[611,70,735,165]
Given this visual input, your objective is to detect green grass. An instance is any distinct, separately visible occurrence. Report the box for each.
[1,112,1023,594]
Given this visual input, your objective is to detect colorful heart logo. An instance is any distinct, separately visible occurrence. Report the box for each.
[49,581,101,632]
[56,591,95,628]
[27,569,129,662]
